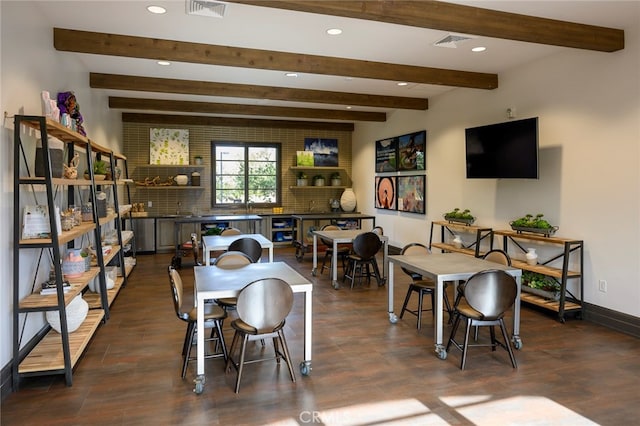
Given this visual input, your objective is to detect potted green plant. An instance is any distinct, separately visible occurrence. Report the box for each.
[330,172,342,186]
[522,271,561,300]
[296,171,308,186]
[313,174,325,187]
[444,208,475,225]
[510,213,558,237]
[194,155,203,165]
[84,160,108,180]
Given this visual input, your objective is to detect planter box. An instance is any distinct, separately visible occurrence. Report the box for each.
[522,285,560,301]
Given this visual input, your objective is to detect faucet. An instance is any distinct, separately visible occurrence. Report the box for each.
[176,201,181,214]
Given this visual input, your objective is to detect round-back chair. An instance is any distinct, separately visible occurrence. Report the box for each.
[227,237,262,263]
[320,224,350,274]
[446,269,518,370]
[343,232,383,288]
[226,278,296,393]
[212,250,254,311]
[220,227,242,236]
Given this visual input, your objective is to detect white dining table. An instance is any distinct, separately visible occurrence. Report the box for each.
[387,252,522,360]
[193,261,313,394]
[312,229,388,289]
[201,233,274,264]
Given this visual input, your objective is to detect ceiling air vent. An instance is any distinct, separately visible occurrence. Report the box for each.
[433,33,476,48]
[186,0,227,18]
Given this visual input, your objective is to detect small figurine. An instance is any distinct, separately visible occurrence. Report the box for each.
[63,153,80,179]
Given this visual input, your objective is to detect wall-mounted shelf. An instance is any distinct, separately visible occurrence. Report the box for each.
[134,186,204,190]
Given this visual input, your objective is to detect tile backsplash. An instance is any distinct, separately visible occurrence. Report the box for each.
[123,122,353,215]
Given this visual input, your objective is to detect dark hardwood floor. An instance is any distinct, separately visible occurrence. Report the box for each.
[3,247,639,425]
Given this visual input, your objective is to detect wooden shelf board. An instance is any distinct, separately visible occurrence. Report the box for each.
[101,245,121,265]
[19,268,100,310]
[520,292,582,312]
[493,229,582,244]
[18,309,104,374]
[510,259,581,278]
[21,117,90,146]
[290,166,345,171]
[85,276,124,308]
[431,220,491,231]
[430,242,477,257]
[134,186,204,190]
[19,222,96,246]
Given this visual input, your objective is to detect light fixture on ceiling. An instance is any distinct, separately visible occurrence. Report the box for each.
[285,72,298,78]
[185,0,226,18]
[157,60,171,66]
[433,33,476,48]
[326,28,342,36]
[472,46,487,52]
[346,106,352,110]
[147,5,167,14]
[397,82,408,86]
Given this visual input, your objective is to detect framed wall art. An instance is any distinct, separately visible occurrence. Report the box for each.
[375,137,398,172]
[150,128,189,165]
[304,138,338,166]
[398,130,426,171]
[375,176,396,210]
[397,175,425,214]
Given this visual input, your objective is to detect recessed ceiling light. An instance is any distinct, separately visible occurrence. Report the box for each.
[147,5,166,14]
[327,28,342,36]
[397,82,408,86]
[346,106,352,110]
[157,60,171,66]
[472,46,487,52]
[285,72,298,78]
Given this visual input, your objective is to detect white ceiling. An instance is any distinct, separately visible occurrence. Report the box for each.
[31,0,639,121]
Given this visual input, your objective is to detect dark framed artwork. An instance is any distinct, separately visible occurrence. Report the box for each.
[304,138,338,167]
[397,175,425,214]
[398,130,426,171]
[375,176,396,210]
[375,137,398,172]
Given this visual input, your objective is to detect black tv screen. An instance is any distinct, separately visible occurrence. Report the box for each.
[465,117,539,179]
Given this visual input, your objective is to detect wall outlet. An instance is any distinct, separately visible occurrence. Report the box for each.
[598,279,607,293]
[148,201,153,208]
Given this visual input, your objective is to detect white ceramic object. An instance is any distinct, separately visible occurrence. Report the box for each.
[340,188,356,212]
[453,235,463,249]
[46,295,88,334]
[526,248,538,265]
[174,174,188,186]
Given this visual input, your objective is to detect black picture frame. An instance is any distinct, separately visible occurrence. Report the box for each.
[398,130,426,171]
[397,175,425,214]
[375,176,396,210]
[375,137,398,172]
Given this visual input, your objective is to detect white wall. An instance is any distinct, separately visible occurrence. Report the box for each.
[353,23,640,317]
[1,2,122,372]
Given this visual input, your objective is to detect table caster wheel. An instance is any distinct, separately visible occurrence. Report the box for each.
[300,361,312,376]
[311,268,317,276]
[388,313,398,324]
[512,336,523,350]
[193,376,205,394]
[332,281,340,290]
[435,347,447,360]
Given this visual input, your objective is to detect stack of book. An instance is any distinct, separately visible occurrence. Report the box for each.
[40,279,71,295]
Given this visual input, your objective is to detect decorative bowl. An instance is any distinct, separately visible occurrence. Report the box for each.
[174,174,188,186]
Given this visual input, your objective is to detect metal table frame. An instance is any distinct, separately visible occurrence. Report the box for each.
[387,252,522,359]
[312,229,388,289]
[193,262,313,394]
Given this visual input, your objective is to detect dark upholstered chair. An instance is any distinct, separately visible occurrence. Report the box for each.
[399,243,452,329]
[343,232,383,289]
[168,266,227,378]
[226,278,296,393]
[446,269,518,370]
[228,237,262,263]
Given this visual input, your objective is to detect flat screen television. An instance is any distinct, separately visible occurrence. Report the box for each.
[465,117,539,179]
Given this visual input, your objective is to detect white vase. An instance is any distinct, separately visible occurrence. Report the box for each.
[46,294,88,334]
[340,188,356,212]
[526,248,538,265]
[453,235,463,249]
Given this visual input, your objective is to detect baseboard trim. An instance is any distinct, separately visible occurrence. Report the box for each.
[583,303,640,338]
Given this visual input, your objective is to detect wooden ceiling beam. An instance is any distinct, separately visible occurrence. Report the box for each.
[109,97,386,122]
[230,1,624,52]
[55,28,497,90]
[121,113,355,131]
[91,73,428,110]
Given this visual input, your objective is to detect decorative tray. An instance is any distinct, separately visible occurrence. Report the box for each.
[510,223,559,237]
[444,215,475,226]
